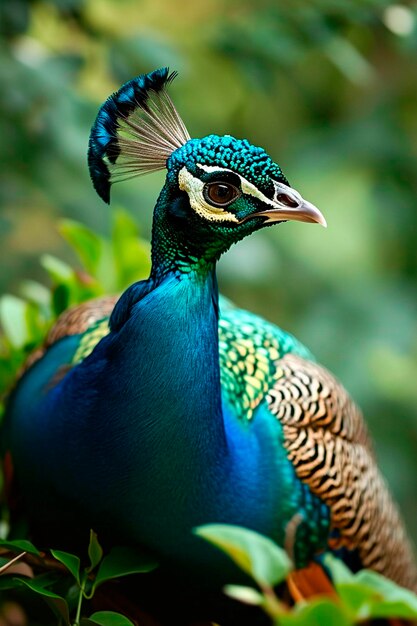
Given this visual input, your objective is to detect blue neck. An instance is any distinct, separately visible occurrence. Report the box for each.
[107,265,227,476]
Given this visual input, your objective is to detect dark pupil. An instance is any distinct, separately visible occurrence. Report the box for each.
[277,192,298,208]
[208,183,234,205]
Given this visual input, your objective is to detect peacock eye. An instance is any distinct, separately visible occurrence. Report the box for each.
[203,182,240,207]
[276,192,299,208]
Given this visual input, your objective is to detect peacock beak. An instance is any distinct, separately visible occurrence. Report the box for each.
[252,197,327,228]
[238,180,327,228]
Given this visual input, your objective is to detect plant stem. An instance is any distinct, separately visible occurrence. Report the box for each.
[73,576,86,626]
[262,585,288,619]
[0,551,27,574]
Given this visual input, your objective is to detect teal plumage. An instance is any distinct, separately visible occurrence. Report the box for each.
[3,68,417,624]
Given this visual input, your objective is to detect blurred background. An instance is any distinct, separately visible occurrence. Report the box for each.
[0,0,416,542]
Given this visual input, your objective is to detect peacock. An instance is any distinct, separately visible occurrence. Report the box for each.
[2,67,417,624]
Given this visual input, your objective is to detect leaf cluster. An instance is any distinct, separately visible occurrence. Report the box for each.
[196,524,417,625]
[0,531,157,626]
[0,209,150,417]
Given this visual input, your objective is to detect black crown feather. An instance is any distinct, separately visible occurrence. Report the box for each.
[88,67,190,203]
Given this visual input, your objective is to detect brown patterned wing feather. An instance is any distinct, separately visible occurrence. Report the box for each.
[45,296,118,347]
[267,353,417,592]
[19,296,118,377]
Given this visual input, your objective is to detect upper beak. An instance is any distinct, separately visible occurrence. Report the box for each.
[252,198,327,228]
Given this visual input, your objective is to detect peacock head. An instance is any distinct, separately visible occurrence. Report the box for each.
[88,68,326,266]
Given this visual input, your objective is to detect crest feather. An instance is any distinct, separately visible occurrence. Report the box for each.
[88,67,190,203]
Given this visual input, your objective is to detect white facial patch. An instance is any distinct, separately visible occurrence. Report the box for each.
[198,164,301,210]
[178,167,239,223]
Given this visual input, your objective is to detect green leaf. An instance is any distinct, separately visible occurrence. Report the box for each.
[23,300,48,347]
[41,254,74,284]
[279,597,353,626]
[59,220,103,275]
[0,538,40,556]
[16,577,71,625]
[93,547,158,591]
[87,529,103,572]
[356,572,417,620]
[52,282,75,316]
[112,208,139,242]
[0,295,30,348]
[0,571,61,590]
[111,208,151,290]
[81,611,134,626]
[20,571,63,589]
[223,584,264,605]
[323,555,355,584]
[325,555,417,620]
[19,280,51,309]
[0,576,26,590]
[93,240,118,293]
[50,549,81,584]
[195,524,292,588]
[348,571,417,620]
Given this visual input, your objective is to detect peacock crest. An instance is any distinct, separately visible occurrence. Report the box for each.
[88,67,190,203]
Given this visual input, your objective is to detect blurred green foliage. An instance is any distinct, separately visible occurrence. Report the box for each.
[1,524,417,625]
[0,0,416,563]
